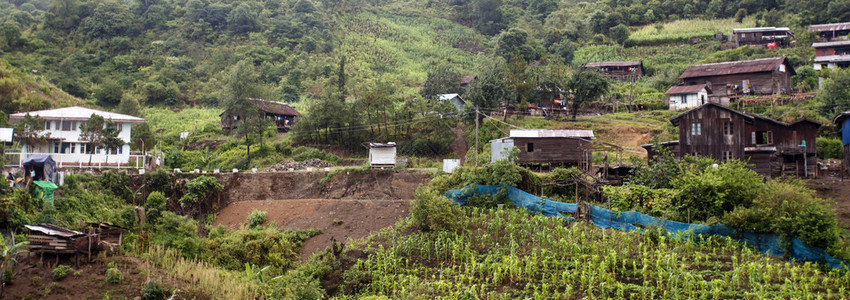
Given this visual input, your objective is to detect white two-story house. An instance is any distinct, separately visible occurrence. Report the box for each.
[9,106,146,167]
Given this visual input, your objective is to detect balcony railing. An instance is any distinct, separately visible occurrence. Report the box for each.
[3,152,147,169]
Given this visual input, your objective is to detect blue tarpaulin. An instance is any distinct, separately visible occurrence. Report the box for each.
[444,184,849,269]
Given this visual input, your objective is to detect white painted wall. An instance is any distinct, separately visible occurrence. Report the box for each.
[668,89,709,110]
[24,120,136,164]
[369,147,396,166]
[813,62,836,70]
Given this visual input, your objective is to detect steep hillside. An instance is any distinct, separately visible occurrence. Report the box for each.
[0,59,87,115]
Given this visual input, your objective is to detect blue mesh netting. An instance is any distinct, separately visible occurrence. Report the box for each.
[444,184,848,269]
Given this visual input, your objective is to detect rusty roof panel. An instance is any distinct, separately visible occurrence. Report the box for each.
[248,99,301,117]
[665,84,708,95]
[25,224,85,238]
[680,57,788,79]
[812,40,850,48]
[809,22,850,32]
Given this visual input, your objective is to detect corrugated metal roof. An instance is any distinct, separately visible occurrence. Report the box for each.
[679,57,790,79]
[814,55,850,63]
[248,99,301,117]
[733,27,791,33]
[369,142,396,148]
[665,84,708,95]
[834,111,850,125]
[809,22,850,32]
[812,40,850,48]
[584,61,642,67]
[509,129,594,139]
[25,224,85,238]
[9,106,145,123]
[437,94,460,100]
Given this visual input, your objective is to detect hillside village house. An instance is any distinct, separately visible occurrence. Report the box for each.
[221,98,301,133]
[437,93,466,111]
[731,27,794,48]
[490,129,594,171]
[665,84,711,110]
[812,40,850,70]
[679,57,794,105]
[808,22,850,41]
[9,106,145,167]
[643,103,819,177]
[582,61,644,81]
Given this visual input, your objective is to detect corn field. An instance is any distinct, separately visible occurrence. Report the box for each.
[630,18,757,44]
[341,207,850,299]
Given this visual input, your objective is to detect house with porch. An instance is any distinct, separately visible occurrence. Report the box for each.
[643,103,819,177]
[9,106,146,168]
[221,98,301,133]
[679,57,795,105]
[812,40,850,70]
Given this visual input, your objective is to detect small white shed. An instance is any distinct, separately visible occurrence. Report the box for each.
[490,138,514,163]
[368,142,397,168]
[442,159,461,173]
[666,84,711,110]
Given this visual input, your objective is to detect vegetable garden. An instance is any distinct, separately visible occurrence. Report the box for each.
[341,207,850,299]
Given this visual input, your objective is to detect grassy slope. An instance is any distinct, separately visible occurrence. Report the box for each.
[0,59,87,113]
[339,207,850,298]
[629,17,757,44]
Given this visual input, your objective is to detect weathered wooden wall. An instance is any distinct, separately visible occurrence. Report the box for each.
[512,137,591,165]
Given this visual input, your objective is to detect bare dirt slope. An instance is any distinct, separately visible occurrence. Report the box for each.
[215,170,430,203]
[808,176,850,229]
[4,255,198,300]
[211,170,430,260]
[214,199,410,261]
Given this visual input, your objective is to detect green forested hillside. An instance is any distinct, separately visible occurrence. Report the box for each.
[0,0,848,158]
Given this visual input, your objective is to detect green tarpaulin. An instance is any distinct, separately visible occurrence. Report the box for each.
[33,180,58,206]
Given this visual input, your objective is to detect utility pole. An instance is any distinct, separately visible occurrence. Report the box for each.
[475,105,479,168]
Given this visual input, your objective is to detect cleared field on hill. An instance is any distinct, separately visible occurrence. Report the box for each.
[630,18,756,44]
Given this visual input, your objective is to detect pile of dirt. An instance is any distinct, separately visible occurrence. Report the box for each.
[214,199,410,261]
[265,159,334,171]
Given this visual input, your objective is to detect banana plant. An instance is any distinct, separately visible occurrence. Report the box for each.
[1,234,28,297]
[244,263,283,299]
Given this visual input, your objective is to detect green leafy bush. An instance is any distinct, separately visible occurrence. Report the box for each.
[179,176,224,205]
[410,188,462,232]
[145,191,167,224]
[246,210,267,228]
[105,264,122,285]
[206,225,319,276]
[51,265,73,281]
[817,136,843,160]
[141,279,167,300]
[153,212,208,259]
[723,180,840,250]
[291,146,340,164]
[669,159,763,222]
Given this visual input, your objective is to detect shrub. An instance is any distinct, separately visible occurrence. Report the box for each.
[817,136,843,160]
[291,146,340,164]
[670,159,763,222]
[105,264,122,285]
[723,180,840,250]
[141,279,167,300]
[246,210,267,228]
[153,212,208,259]
[145,191,167,224]
[410,188,462,232]
[51,265,73,281]
[179,176,224,205]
